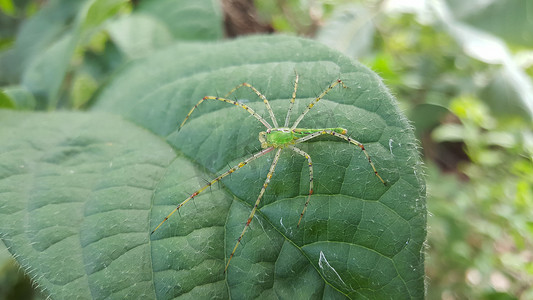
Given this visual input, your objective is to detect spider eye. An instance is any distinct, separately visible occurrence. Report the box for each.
[258,131,266,141]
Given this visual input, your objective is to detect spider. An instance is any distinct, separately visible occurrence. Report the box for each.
[151,73,386,272]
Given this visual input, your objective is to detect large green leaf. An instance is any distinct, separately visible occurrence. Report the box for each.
[97,35,427,298]
[0,35,426,299]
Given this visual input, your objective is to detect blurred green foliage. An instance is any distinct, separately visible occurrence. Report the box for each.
[1,0,531,299]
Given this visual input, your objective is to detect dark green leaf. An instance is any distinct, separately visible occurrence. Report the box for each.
[94,35,427,298]
[0,35,426,299]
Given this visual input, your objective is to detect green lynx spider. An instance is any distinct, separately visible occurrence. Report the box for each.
[151,73,387,272]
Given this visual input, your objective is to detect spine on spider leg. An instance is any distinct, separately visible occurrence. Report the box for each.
[150,147,275,235]
[343,135,387,186]
[179,96,273,130]
[288,145,314,228]
[284,72,299,127]
[224,148,283,272]
[180,97,207,128]
[242,83,278,128]
[293,130,387,186]
[290,78,347,130]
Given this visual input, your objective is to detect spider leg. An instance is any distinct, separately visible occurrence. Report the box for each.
[180,96,272,129]
[287,145,313,227]
[284,72,299,127]
[223,82,279,127]
[290,79,347,130]
[151,147,275,235]
[294,130,387,185]
[225,148,283,272]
